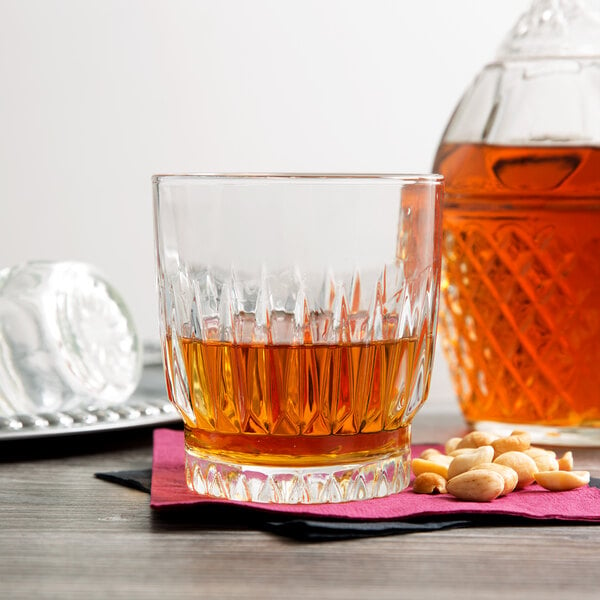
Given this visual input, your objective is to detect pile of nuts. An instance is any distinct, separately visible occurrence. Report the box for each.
[412,430,591,502]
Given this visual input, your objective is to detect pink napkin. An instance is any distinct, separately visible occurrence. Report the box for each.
[150,428,600,522]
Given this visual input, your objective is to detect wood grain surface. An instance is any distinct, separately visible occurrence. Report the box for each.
[2,395,600,600]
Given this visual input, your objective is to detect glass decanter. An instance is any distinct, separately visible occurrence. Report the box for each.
[433,0,600,444]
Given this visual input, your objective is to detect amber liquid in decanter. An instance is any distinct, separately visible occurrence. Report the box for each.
[434,142,600,427]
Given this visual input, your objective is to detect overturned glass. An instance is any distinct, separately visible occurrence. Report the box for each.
[0,261,142,417]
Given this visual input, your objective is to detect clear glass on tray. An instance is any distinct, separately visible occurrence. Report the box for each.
[0,261,142,417]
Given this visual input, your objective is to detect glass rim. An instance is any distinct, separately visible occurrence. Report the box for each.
[152,172,444,185]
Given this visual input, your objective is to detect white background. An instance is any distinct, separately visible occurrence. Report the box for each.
[0,0,527,400]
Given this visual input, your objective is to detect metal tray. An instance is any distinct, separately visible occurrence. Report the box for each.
[0,354,181,441]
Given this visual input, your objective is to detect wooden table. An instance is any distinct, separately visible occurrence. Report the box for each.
[2,387,600,599]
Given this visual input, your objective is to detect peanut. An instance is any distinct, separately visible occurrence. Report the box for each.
[491,431,531,458]
[426,453,453,467]
[448,448,479,457]
[534,470,590,492]
[420,448,443,460]
[444,437,462,454]
[557,451,574,471]
[525,447,556,460]
[494,451,538,489]
[446,469,505,502]
[529,452,559,472]
[413,472,447,495]
[470,462,518,496]
[456,431,499,449]
[411,457,449,479]
[447,446,494,480]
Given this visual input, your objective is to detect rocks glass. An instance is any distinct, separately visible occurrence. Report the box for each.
[153,174,443,503]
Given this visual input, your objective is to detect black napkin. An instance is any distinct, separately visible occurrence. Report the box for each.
[95,469,152,493]
[95,469,600,542]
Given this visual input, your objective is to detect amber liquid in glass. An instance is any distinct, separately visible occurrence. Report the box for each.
[165,335,433,467]
[434,143,600,427]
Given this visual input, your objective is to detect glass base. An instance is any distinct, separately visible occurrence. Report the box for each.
[472,420,600,448]
[185,447,411,504]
